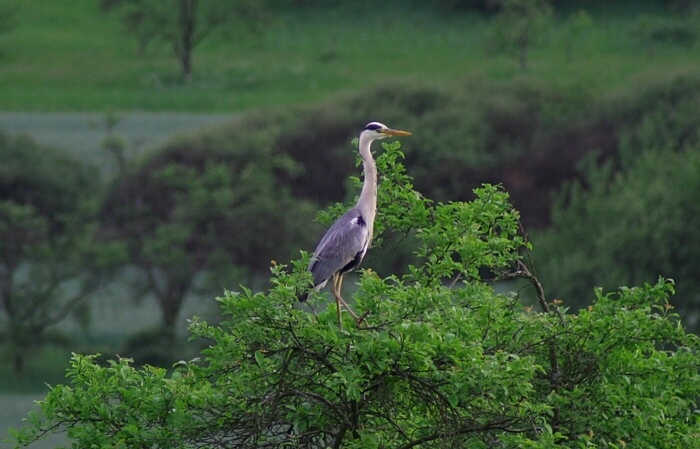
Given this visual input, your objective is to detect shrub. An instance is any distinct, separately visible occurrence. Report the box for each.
[101,118,320,332]
[532,146,700,330]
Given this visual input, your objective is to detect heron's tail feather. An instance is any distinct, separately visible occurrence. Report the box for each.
[299,279,326,302]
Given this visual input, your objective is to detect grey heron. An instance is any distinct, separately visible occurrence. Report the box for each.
[300,122,411,329]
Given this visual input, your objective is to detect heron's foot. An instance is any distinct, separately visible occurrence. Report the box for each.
[354,310,370,328]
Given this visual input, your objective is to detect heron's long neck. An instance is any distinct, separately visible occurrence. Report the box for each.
[357,136,378,241]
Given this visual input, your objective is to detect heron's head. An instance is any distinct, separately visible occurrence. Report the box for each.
[361,122,412,141]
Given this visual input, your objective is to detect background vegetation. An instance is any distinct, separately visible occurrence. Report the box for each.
[1,0,700,447]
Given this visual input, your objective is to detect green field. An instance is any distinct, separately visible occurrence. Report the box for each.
[1,0,697,112]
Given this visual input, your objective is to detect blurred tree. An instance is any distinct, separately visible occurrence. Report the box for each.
[101,128,318,340]
[532,77,700,330]
[101,0,266,81]
[487,0,553,70]
[532,147,700,331]
[97,111,131,176]
[0,133,124,373]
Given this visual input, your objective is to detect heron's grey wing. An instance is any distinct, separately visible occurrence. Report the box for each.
[308,208,370,287]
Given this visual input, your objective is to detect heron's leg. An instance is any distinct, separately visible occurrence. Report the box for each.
[331,274,370,328]
[331,273,343,330]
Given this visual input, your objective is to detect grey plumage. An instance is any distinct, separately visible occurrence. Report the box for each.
[300,122,411,328]
[307,207,369,292]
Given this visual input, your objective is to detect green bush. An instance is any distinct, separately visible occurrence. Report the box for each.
[10,142,700,448]
[101,116,321,333]
[106,125,318,272]
[530,75,700,330]
[532,146,700,330]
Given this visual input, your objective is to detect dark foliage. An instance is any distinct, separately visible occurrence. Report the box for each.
[0,133,94,232]
[0,133,114,373]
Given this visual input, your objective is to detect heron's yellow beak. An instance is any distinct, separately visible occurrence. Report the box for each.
[382,128,412,137]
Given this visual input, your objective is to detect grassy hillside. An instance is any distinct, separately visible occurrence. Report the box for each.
[1,0,698,112]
